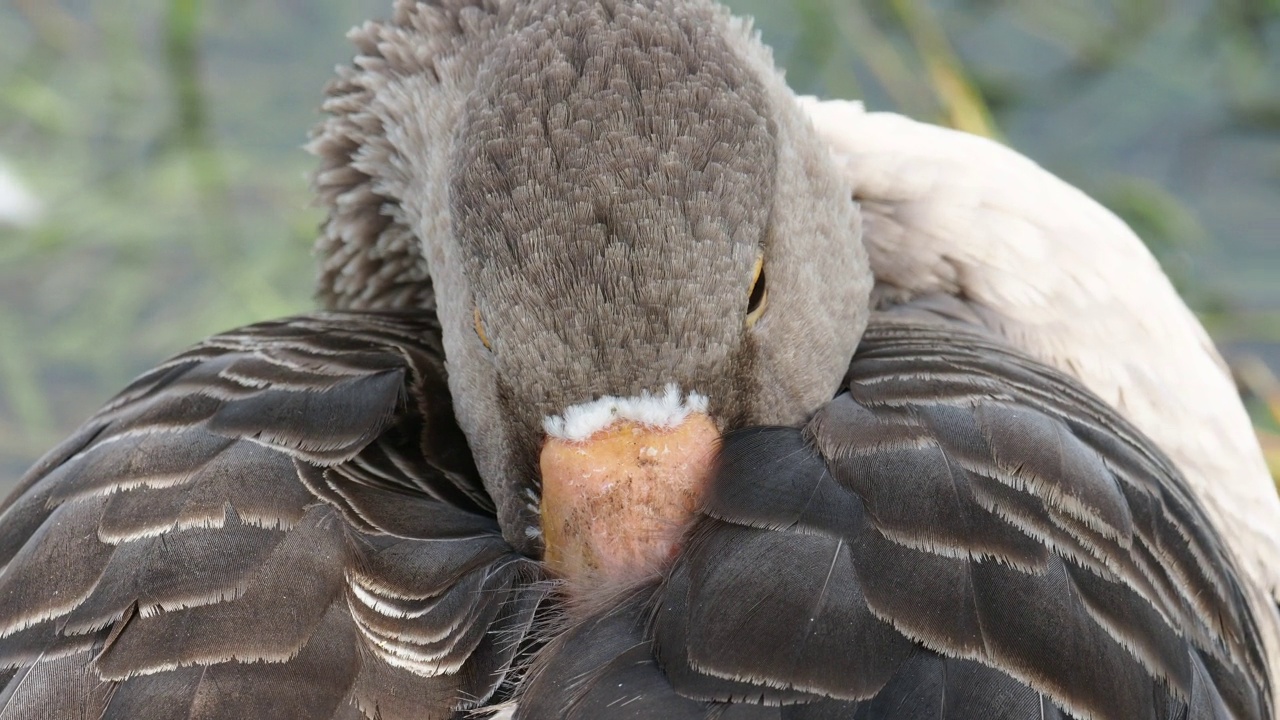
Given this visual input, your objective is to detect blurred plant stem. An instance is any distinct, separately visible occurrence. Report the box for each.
[890,0,997,138]
[812,0,998,138]
[830,2,932,115]
[164,0,228,208]
[162,0,246,294]
[1235,355,1280,486]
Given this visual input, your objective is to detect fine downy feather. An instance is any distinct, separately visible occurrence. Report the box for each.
[0,312,549,720]
[516,303,1271,720]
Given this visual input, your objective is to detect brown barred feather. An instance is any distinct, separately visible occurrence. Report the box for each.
[0,312,547,719]
[518,307,1271,720]
[0,308,1270,719]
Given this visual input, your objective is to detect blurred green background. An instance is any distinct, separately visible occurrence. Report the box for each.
[0,0,1277,493]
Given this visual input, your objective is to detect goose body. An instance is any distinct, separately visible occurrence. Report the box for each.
[1,1,1277,718]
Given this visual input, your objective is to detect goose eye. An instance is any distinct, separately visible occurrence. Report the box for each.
[745,254,768,328]
[474,307,492,350]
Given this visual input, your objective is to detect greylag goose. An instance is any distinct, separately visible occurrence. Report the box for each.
[1,0,1277,718]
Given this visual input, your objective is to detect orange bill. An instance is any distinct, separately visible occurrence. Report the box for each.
[539,413,720,591]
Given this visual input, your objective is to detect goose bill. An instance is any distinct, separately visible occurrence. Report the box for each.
[539,412,719,590]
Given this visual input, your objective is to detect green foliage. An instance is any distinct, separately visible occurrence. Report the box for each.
[0,0,1277,486]
[0,0,383,478]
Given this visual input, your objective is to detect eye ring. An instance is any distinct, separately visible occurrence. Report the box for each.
[746,254,768,329]
[474,307,492,350]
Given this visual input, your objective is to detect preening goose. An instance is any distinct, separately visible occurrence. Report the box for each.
[1,1,1277,719]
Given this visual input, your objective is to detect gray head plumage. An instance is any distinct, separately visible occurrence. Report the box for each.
[310,0,872,552]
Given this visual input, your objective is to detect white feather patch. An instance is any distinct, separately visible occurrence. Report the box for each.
[0,159,40,228]
[542,384,709,442]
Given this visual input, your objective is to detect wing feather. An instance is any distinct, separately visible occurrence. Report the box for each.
[0,311,547,719]
[516,308,1270,720]
[0,649,112,720]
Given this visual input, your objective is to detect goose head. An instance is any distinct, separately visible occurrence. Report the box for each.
[311,0,871,590]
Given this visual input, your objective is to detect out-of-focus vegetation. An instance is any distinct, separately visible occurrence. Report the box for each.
[1236,356,1280,477]
[0,0,1277,490]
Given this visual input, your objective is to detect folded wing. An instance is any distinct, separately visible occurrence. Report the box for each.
[519,307,1271,720]
[0,312,547,720]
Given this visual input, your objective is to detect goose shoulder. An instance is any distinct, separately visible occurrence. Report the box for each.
[797,97,1280,605]
[0,311,546,719]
